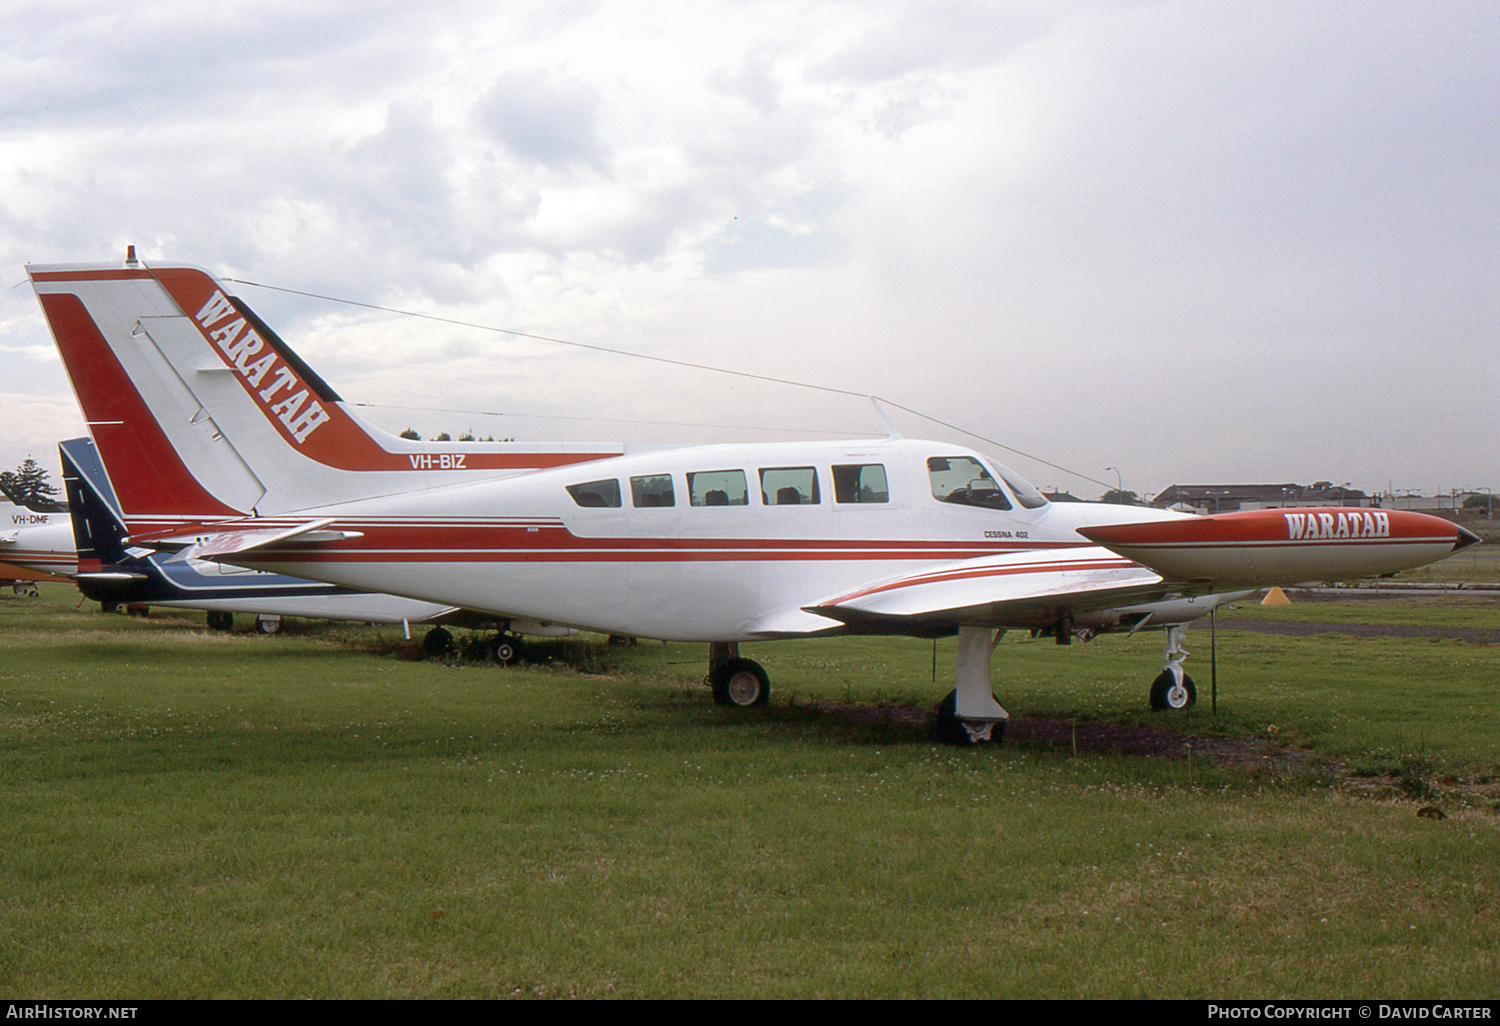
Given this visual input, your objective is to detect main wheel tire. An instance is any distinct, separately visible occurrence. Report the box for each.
[422,626,456,660]
[932,688,1007,746]
[255,616,281,635]
[490,636,521,665]
[206,611,234,632]
[710,658,770,707]
[1149,670,1197,711]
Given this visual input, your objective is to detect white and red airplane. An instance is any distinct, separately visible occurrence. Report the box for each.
[26,254,1479,742]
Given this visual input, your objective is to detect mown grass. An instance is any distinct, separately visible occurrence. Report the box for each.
[2,585,1497,998]
[1227,595,1500,628]
[1390,533,1500,584]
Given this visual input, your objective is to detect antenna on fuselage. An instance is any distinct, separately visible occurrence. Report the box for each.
[870,397,902,439]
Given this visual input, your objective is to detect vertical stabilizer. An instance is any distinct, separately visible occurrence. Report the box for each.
[29,257,622,528]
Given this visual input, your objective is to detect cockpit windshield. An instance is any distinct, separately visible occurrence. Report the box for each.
[927,455,1049,511]
[993,463,1049,509]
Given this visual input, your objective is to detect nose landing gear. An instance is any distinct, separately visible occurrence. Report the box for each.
[1150,624,1196,711]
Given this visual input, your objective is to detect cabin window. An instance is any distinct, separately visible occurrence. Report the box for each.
[927,456,1012,511]
[760,466,820,505]
[832,464,889,504]
[566,478,622,508]
[631,474,675,508]
[687,469,748,506]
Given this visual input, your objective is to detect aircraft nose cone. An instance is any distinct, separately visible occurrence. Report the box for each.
[1454,524,1483,552]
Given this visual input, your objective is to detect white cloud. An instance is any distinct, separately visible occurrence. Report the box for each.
[1,0,1495,498]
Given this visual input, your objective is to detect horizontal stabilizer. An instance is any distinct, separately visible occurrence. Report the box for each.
[1080,507,1479,585]
[154,518,363,561]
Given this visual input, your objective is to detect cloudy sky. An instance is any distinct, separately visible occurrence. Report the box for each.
[2,0,1494,501]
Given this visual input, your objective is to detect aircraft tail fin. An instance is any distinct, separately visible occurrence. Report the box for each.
[28,254,621,529]
[57,436,164,602]
[59,437,127,573]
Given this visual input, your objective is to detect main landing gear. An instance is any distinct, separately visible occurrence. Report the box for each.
[485,634,523,665]
[932,625,1010,745]
[706,642,770,707]
[704,630,1009,742]
[421,627,528,664]
[421,626,457,659]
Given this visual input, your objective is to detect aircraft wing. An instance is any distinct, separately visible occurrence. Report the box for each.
[799,547,1171,635]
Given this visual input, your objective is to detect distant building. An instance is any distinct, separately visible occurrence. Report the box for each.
[1150,482,1373,513]
[1381,492,1478,512]
[1043,490,1084,503]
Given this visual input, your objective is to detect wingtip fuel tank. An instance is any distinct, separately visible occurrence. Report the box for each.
[1080,507,1478,586]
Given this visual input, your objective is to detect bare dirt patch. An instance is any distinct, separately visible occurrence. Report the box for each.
[1002,715,1303,767]
[791,701,1500,808]
[795,699,1295,765]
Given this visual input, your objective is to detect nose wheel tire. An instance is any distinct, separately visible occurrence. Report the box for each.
[1149,670,1197,711]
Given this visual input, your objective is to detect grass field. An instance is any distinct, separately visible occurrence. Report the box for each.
[1389,540,1500,584]
[2,584,1497,999]
[1381,517,1500,584]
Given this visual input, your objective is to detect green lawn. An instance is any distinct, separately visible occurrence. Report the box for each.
[1390,534,1500,583]
[2,585,1496,998]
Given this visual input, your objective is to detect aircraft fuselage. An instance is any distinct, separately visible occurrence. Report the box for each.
[166,437,1188,641]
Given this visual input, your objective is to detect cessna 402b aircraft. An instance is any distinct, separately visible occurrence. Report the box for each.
[26,254,1479,742]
